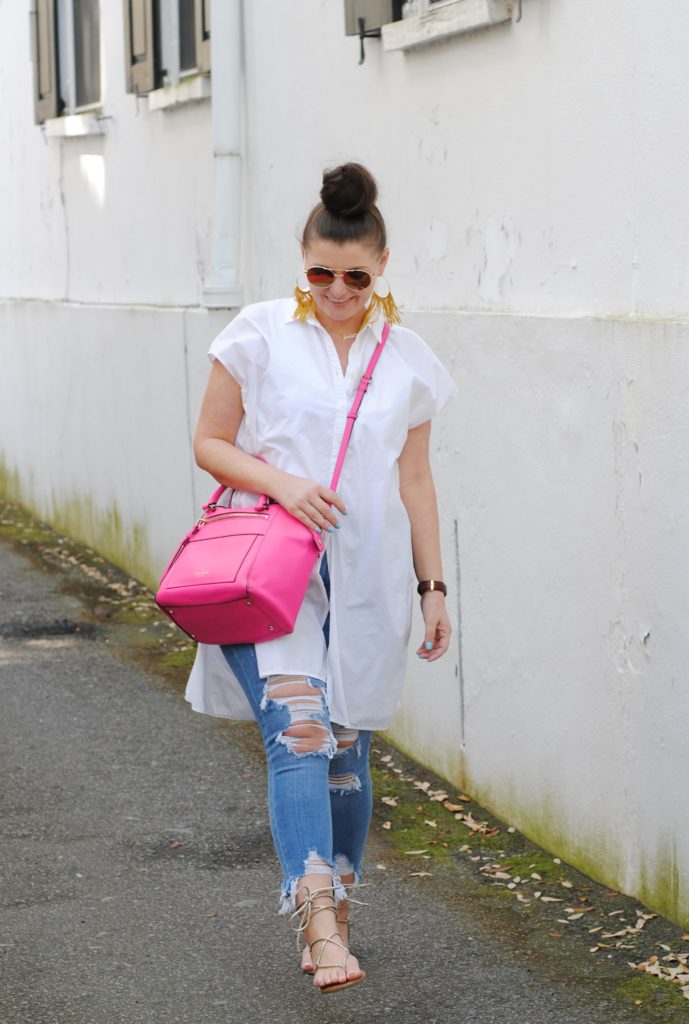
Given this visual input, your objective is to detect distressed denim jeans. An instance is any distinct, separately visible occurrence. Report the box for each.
[220,556,373,913]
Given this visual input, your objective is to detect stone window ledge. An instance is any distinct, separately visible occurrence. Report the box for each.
[382,0,513,52]
[148,74,211,112]
[43,113,107,137]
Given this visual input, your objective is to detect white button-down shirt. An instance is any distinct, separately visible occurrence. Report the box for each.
[185,298,456,730]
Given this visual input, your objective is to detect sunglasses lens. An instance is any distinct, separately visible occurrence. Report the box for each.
[306,267,334,288]
[343,270,372,291]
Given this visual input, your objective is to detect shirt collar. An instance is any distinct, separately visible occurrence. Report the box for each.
[284,297,387,342]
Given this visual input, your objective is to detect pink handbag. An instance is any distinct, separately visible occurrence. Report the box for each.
[155,323,390,645]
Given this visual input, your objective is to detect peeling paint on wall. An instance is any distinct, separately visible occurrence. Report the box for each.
[478,217,520,303]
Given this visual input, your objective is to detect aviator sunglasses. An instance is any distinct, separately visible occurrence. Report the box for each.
[305,266,375,292]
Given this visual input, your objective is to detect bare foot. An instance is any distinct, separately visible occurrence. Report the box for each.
[301,901,350,974]
[295,880,363,990]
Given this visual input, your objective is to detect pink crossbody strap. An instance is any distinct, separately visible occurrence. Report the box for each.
[329,321,391,493]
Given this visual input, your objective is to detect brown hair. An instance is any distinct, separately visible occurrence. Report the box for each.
[301,163,387,252]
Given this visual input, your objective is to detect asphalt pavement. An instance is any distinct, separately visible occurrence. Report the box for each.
[0,538,670,1024]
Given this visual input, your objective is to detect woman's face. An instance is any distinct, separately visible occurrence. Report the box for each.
[301,237,389,327]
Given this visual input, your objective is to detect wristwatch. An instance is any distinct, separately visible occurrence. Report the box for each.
[417,579,447,597]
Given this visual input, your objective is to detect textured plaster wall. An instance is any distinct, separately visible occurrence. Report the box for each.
[0,300,223,588]
[241,0,689,319]
[394,311,689,927]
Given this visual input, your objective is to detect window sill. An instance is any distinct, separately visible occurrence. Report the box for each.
[148,74,211,112]
[382,0,512,52]
[43,113,107,137]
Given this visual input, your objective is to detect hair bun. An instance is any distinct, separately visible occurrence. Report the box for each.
[320,163,378,218]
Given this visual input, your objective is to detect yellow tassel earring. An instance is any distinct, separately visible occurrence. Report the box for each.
[293,272,317,322]
[370,276,401,325]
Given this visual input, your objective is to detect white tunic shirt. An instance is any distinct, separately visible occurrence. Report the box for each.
[185,298,456,730]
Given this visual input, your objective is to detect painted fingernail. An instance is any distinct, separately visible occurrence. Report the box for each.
[315,526,322,533]
[335,523,341,529]
[327,526,334,533]
[424,641,433,650]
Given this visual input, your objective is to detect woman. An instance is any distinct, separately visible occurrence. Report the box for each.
[186,163,456,992]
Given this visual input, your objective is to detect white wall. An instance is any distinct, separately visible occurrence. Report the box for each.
[2,0,689,926]
[240,0,689,318]
[0,0,222,576]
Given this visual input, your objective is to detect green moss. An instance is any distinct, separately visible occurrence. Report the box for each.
[616,974,689,1017]
[0,455,159,589]
[49,490,158,590]
[157,646,197,675]
[0,456,22,504]
[638,839,685,927]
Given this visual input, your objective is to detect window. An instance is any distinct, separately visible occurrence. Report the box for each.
[123,0,210,96]
[31,0,101,123]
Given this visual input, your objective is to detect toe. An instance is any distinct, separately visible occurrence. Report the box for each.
[301,946,314,974]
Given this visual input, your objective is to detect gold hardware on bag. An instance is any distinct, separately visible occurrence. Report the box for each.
[199,512,270,525]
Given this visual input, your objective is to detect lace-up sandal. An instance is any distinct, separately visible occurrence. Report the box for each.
[291,885,366,993]
[309,932,365,994]
[300,910,351,975]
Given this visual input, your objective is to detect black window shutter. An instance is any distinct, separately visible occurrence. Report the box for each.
[31,0,59,124]
[123,0,156,94]
[195,0,210,74]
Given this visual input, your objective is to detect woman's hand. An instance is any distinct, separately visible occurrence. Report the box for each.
[416,592,452,662]
[270,473,347,534]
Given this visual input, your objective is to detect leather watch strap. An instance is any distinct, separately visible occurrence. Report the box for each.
[417,579,447,597]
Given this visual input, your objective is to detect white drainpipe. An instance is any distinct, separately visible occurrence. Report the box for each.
[202,0,243,308]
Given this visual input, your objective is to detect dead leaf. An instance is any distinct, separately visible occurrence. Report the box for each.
[458,794,471,802]
[424,819,437,828]
[409,871,432,878]
[381,796,398,807]
[170,841,182,849]
[540,897,563,903]
[207,911,218,918]
[404,849,429,855]
[382,821,392,830]
[443,801,465,813]
[548,931,563,939]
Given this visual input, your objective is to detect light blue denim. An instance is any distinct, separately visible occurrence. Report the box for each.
[221,555,373,913]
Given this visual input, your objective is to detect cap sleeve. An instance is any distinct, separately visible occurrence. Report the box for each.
[391,326,457,429]
[208,310,270,389]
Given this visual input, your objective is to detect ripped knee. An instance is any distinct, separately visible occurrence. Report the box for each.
[329,725,362,792]
[332,723,359,751]
[265,675,336,757]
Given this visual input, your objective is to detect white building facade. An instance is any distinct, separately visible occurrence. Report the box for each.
[1,0,688,926]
